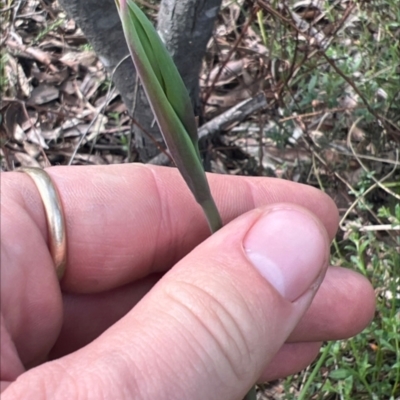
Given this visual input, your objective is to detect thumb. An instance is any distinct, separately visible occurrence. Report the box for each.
[4,204,330,400]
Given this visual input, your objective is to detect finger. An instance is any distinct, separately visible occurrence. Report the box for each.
[1,194,63,368]
[259,341,322,382]
[4,164,338,293]
[48,266,374,359]
[289,267,375,341]
[48,275,161,359]
[3,204,330,400]
[54,292,325,383]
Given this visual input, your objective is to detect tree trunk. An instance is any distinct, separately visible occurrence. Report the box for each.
[158,0,222,117]
[58,0,221,161]
[58,0,160,161]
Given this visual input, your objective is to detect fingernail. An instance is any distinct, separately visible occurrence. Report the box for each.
[243,206,329,302]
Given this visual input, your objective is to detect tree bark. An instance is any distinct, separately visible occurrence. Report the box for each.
[158,0,222,116]
[58,0,162,161]
[58,0,222,161]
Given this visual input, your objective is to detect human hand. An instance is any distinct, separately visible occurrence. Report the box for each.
[1,164,375,399]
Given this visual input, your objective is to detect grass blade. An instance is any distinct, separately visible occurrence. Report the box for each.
[116,0,222,232]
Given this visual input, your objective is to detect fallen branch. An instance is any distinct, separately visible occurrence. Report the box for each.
[148,92,268,165]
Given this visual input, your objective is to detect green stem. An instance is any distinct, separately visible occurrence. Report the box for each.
[257,10,267,47]
[298,342,333,400]
[201,198,223,233]
[244,385,257,400]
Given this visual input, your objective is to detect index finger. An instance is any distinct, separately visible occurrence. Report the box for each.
[4,164,338,292]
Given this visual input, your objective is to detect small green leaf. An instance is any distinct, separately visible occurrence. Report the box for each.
[329,368,353,380]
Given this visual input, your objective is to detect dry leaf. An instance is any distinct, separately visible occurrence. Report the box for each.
[26,128,48,149]
[28,85,59,105]
[14,151,41,168]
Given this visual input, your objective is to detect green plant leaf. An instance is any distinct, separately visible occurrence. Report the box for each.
[116,0,222,233]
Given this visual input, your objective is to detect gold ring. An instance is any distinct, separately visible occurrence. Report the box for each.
[18,167,67,280]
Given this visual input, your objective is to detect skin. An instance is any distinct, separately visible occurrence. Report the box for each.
[0,164,375,399]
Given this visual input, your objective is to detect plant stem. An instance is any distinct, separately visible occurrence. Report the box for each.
[298,342,333,400]
[201,198,223,233]
[244,385,257,400]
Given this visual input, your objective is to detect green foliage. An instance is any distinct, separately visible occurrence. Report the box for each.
[282,204,399,399]
[78,43,94,52]
[249,1,400,395]
[0,51,8,94]
[255,0,400,147]
[33,18,65,44]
